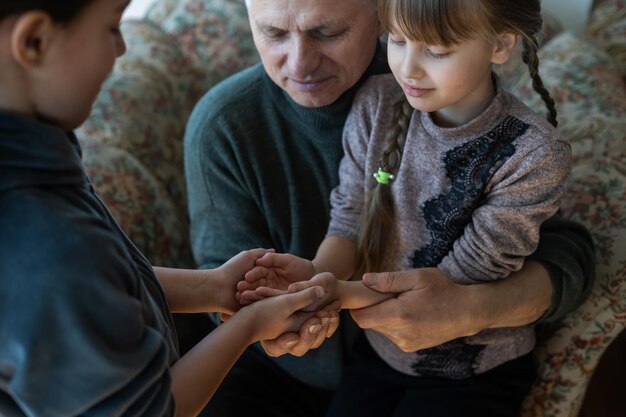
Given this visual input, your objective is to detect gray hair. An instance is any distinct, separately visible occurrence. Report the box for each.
[244,0,376,12]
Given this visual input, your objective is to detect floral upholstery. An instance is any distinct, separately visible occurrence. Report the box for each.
[588,0,626,81]
[508,2,626,416]
[76,0,625,416]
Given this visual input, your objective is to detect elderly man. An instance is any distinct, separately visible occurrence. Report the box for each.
[184,0,594,416]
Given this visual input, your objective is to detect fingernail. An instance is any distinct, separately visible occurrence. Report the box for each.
[308,324,322,334]
[285,340,297,348]
[321,318,330,326]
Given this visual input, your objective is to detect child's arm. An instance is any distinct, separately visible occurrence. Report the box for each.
[169,286,325,417]
[281,272,395,311]
[153,248,273,314]
[312,236,359,280]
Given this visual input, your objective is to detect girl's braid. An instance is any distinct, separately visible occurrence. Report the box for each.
[522,35,558,127]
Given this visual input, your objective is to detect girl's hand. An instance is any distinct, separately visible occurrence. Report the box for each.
[237,253,316,304]
[287,272,342,312]
[241,272,343,312]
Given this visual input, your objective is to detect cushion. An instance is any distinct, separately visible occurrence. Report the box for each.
[80,142,195,267]
[587,0,626,79]
[145,0,180,24]
[77,20,193,220]
[521,155,626,416]
[505,32,626,165]
[77,20,195,267]
[156,0,260,98]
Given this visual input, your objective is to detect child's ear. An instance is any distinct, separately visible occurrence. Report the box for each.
[491,33,518,65]
[10,11,55,69]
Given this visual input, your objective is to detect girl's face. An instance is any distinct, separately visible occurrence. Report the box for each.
[33,0,128,130]
[387,28,502,127]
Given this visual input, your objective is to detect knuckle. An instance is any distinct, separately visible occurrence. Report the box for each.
[398,342,415,352]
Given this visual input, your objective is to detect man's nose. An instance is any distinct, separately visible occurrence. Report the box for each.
[287,36,320,78]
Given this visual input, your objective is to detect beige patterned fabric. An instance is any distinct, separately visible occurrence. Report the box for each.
[76,1,625,416]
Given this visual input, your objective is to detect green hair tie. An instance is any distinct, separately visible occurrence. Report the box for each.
[373,168,394,185]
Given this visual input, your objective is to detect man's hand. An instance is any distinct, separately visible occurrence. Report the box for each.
[350,268,485,352]
[237,252,316,304]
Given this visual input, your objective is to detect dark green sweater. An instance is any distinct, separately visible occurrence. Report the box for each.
[184,56,594,388]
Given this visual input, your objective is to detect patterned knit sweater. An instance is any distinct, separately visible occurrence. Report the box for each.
[328,74,571,378]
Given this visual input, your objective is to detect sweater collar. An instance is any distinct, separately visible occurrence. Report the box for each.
[0,111,87,193]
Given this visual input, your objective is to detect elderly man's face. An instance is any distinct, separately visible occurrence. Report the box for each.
[247,0,382,107]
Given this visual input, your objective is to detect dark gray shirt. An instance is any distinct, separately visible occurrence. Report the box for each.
[0,112,178,416]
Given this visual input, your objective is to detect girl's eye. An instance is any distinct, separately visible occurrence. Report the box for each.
[426,49,450,59]
[388,37,405,46]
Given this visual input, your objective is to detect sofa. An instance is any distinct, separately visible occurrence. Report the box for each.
[75,0,626,416]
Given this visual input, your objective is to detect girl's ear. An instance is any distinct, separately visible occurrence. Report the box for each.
[10,11,55,69]
[491,32,518,64]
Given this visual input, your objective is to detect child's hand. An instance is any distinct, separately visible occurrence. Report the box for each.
[242,285,328,342]
[242,272,342,311]
[237,253,316,305]
[215,248,274,313]
[286,272,342,312]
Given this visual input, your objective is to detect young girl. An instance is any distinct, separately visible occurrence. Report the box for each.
[0,2,333,416]
[239,0,571,415]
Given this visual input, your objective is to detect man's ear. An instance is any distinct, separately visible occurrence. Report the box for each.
[377,20,386,38]
[491,33,518,65]
[10,11,55,69]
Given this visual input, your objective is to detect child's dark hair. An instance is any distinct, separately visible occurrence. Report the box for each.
[357,0,558,276]
[0,1,94,23]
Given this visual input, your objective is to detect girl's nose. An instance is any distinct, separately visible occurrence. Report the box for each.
[400,46,427,79]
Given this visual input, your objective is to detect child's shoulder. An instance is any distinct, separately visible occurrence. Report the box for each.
[356,73,404,104]
[0,189,135,290]
[505,91,568,147]
[354,74,404,114]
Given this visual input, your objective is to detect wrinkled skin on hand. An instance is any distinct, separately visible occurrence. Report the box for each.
[351,268,483,352]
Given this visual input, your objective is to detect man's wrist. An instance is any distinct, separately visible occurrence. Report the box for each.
[472,261,553,329]
[465,282,499,334]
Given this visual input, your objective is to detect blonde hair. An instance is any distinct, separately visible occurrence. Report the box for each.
[357,0,558,276]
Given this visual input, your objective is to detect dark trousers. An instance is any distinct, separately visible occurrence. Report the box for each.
[198,344,334,417]
[326,335,536,417]
[174,313,333,417]
[176,314,534,417]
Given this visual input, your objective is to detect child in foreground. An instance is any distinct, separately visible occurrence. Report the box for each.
[0,2,333,416]
[239,0,571,415]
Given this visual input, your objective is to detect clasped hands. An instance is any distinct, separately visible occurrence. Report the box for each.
[235,252,342,357]
[226,250,484,358]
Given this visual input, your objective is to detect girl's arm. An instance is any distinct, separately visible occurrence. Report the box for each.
[286,272,395,311]
[312,236,359,280]
[238,237,358,302]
